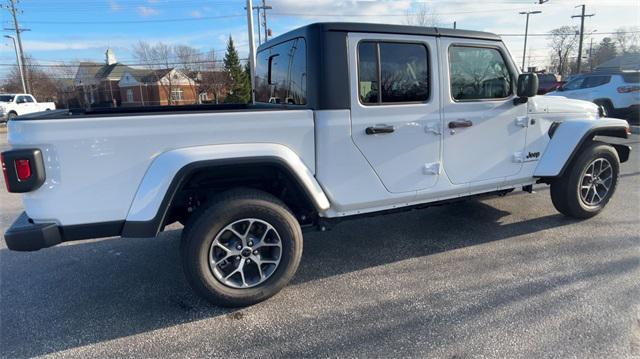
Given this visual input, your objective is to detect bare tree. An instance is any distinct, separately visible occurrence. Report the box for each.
[1,55,59,101]
[174,44,204,104]
[49,60,80,109]
[132,41,176,105]
[613,26,640,54]
[404,3,439,27]
[198,50,230,104]
[548,26,579,77]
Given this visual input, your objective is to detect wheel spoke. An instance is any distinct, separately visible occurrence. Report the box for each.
[255,259,264,279]
[214,241,233,253]
[593,187,602,202]
[228,227,245,242]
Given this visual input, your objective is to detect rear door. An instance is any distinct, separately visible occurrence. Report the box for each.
[348,33,441,193]
[441,39,527,185]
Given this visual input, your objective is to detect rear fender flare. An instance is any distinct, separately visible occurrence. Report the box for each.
[122,143,330,237]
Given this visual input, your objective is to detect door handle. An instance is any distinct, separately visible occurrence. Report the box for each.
[448,119,473,129]
[365,125,395,135]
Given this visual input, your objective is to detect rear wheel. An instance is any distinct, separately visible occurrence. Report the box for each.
[181,189,303,307]
[550,142,619,219]
[7,112,17,120]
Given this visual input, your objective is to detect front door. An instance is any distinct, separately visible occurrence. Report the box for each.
[348,33,441,193]
[441,40,527,185]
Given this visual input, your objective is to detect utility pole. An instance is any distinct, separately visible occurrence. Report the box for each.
[255,6,261,45]
[260,0,272,42]
[519,11,542,72]
[2,0,30,93]
[453,21,456,29]
[246,0,256,103]
[572,4,594,74]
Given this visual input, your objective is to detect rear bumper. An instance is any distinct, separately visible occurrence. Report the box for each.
[4,212,124,251]
[4,212,62,251]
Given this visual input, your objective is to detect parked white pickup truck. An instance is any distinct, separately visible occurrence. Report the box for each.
[2,23,631,307]
[0,93,56,122]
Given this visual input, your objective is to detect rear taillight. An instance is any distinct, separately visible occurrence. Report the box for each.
[15,159,31,181]
[1,149,45,193]
[0,153,10,191]
[617,85,640,93]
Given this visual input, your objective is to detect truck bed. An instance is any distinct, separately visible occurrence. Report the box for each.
[7,106,316,226]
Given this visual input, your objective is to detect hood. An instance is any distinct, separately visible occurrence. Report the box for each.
[530,95,598,115]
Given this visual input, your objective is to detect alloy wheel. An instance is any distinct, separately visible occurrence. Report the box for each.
[208,218,282,288]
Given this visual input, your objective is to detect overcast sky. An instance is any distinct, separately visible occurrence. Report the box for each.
[0,0,638,79]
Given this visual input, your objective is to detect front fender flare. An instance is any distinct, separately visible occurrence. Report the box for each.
[122,143,330,237]
[534,118,629,178]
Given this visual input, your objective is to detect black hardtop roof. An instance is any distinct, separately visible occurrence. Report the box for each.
[259,22,501,51]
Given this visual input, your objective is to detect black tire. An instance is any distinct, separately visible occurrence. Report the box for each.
[7,112,17,120]
[181,189,303,307]
[550,142,620,219]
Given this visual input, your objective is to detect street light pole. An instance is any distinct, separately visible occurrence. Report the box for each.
[4,35,26,93]
[246,0,257,104]
[519,10,542,72]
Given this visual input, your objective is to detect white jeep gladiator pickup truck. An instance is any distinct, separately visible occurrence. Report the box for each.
[2,23,631,307]
[0,93,56,122]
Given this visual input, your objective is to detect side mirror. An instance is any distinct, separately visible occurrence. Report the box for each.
[517,73,538,98]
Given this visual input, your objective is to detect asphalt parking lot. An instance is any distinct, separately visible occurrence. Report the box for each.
[1,129,639,358]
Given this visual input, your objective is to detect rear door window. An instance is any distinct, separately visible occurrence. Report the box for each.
[357,41,430,105]
[622,73,640,83]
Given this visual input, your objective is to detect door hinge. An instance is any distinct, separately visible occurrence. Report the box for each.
[423,162,441,175]
[425,123,441,135]
[515,116,529,128]
[513,152,525,163]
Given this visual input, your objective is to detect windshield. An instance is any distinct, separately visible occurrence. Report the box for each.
[562,77,585,91]
[0,95,15,102]
[538,74,557,84]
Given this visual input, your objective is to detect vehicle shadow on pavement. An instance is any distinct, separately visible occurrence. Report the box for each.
[0,201,591,357]
[294,200,577,285]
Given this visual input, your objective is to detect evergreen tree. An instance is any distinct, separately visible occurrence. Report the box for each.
[223,36,251,103]
[592,37,618,69]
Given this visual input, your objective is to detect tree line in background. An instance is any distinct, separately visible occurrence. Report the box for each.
[548,26,640,78]
[0,36,251,106]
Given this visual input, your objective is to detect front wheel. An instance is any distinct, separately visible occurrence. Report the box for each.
[550,142,620,219]
[181,189,303,307]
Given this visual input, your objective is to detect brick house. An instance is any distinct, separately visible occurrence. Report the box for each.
[118,68,199,106]
[74,48,133,108]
